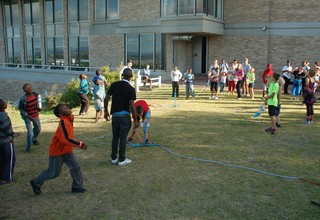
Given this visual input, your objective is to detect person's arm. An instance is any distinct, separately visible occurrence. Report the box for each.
[58,119,87,150]
[130,100,139,129]
[104,94,110,120]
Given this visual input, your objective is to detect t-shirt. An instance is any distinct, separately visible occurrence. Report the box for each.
[134,100,150,121]
[25,94,39,118]
[107,80,136,115]
[267,82,279,107]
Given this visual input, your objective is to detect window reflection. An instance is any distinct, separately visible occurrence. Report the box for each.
[95,0,119,21]
[126,34,163,70]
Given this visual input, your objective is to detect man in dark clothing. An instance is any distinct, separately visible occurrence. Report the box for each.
[104,68,139,166]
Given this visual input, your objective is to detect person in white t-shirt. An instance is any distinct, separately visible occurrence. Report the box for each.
[281,60,293,94]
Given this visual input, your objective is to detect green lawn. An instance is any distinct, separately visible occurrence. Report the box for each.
[1,85,320,219]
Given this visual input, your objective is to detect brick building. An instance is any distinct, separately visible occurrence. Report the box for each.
[0,0,320,82]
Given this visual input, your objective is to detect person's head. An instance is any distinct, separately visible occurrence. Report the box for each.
[79,73,87,80]
[273,73,280,82]
[250,67,255,73]
[173,65,178,70]
[308,69,316,77]
[53,104,72,118]
[286,60,291,66]
[145,64,150,70]
[95,69,102,76]
[122,68,133,80]
[23,83,33,95]
[214,59,219,66]
[136,105,143,118]
[221,59,225,64]
[267,63,273,70]
[0,99,7,112]
[189,68,193,73]
[244,58,248,63]
[127,59,134,68]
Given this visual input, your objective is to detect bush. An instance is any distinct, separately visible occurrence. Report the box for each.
[101,64,137,90]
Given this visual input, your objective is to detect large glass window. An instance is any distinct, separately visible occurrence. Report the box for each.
[95,0,119,21]
[126,34,163,70]
[162,0,223,18]
[4,0,21,64]
[24,0,40,65]
[68,0,89,67]
[45,0,64,66]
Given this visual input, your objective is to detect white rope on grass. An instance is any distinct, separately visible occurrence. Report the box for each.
[159,145,301,181]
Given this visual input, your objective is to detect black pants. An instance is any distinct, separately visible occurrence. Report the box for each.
[172,81,179,97]
[236,81,242,98]
[283,76,291,94]
[79,93,89,115]
[306,103,314,116]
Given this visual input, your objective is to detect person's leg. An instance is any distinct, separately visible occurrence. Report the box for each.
[83,94,90,114]
[236,81,241,98]
[32,156,63,187]
[24,118,33,152]
[190,84,195,97]
[176,83,179,97]
[63,153,84,190]
[79,94,86,114]
[186,84,190,98]
[32,117,41,142]
[118,116,132,162]
[0,142,15,182]
[172,82,175,97]
[111,116,121,160]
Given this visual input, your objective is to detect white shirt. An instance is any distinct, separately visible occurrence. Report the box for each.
[282,65,293,79]
[171,70,183,82]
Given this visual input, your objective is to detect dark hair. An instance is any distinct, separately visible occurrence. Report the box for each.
[23,83,31,90]
[95,69,101,76]
[136,106,143,115]
[53,104,63,117]
[273,73,280,81]
[122,68,133,79]
[0,99,6,111]
[308,69,316,77]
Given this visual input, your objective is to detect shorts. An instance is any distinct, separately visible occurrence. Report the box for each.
[145,109,151,119]
[268,105,277,117]
[94,99,104,111]
[210,82,219,92]
[275,105,281,116]
[248,82,254,88]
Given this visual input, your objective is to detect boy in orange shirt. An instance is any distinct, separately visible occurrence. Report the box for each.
[30,104,88,195]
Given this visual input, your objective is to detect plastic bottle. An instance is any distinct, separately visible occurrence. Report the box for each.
[37,95,42,109]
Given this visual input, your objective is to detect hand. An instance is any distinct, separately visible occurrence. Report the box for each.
[28,115,35,122]
[104,111,110,120]
[81,143,88,150]
[13,132,20,138]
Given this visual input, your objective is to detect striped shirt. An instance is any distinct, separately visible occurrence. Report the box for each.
[25,94,39,118]
[0,112,14,144]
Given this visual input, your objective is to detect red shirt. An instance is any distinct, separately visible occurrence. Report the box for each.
[25,94,39,118]
[134,100,149,121]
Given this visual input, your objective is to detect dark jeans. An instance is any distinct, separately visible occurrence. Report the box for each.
[0,141,15,181]
[111,115,132,162]
[33,153,83,189]
[306,103,314,116]
[283,76,291,94]
[79,93,89,114]
[236,80,242,98]
[172,81,179,97]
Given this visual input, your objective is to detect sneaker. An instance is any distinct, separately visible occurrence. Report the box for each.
[270,128,276,135]
[33,140,40,145]
[118,158,132,166]
[30,180,41,195]
[72,188,87,193]
[214,96,218,100]
[265,127,272,132]
[276,123,281,128]
[111,158,118,164]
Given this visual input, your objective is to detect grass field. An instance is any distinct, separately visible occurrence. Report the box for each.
[1,84,320,219]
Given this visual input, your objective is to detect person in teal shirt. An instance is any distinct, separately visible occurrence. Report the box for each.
[264,73,280,135]
[78,73,90,116]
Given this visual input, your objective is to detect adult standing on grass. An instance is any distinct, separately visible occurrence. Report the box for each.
[104,68,139,166]
[78,73,90,116]
[18,83,41,153]
[120,59,134,80]
[264,73,280,135]
[303,69,317,124]
[242,58,251,97]
[170,65,183,98]
[208,60,220,100]
[0,99,20,185]
[30,104,88,195]
[281,60,293,94]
